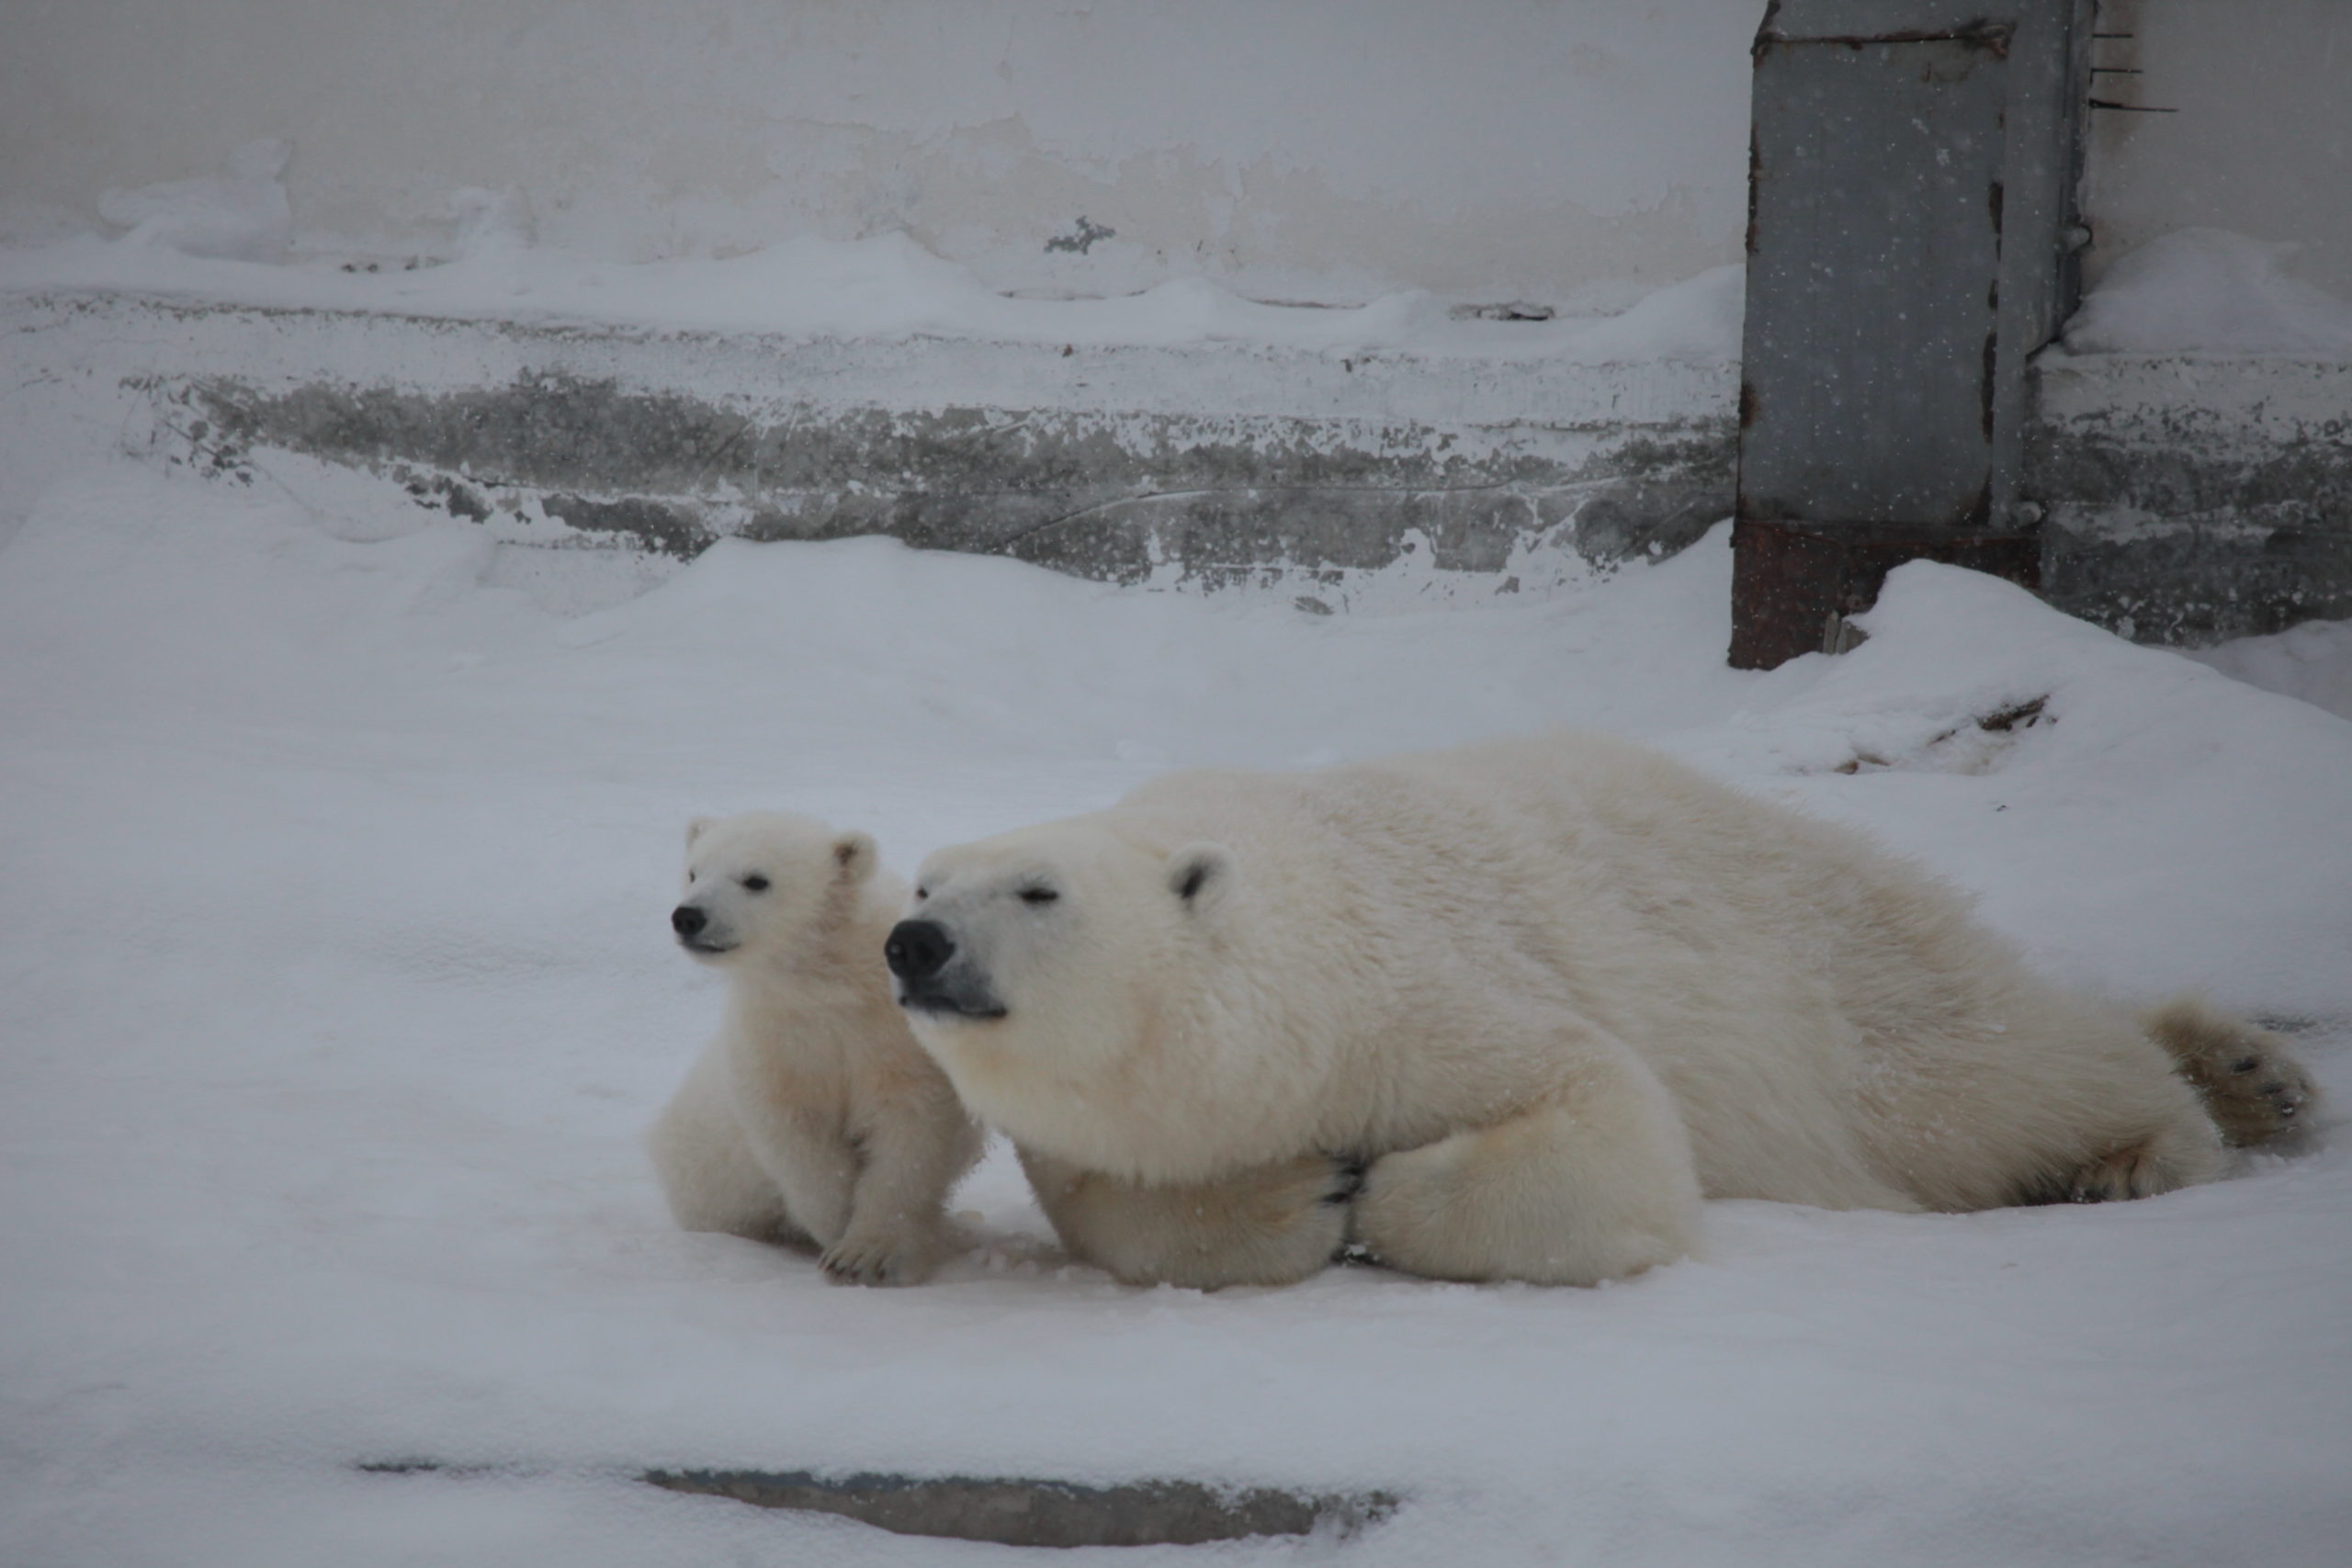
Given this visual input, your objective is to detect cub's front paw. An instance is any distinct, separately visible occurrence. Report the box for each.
[819,1227,943,1287]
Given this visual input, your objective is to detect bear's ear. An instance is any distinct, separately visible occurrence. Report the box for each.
[685,815,717,849]
[1167,841,1235,916]
[831,829,878,885]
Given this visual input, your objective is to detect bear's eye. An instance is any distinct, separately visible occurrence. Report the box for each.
[740,874,771,893]
[914,886,929,902]
[1019,886,1059,906]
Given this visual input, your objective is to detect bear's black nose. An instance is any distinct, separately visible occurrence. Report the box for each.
[672,905,707,938]
[885,919,955,982]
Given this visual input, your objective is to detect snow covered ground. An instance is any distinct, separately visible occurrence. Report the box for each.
[2,451,2348,1566]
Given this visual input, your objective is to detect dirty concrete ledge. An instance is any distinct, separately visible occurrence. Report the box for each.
[2029,351,2352,644]
[6,292,2346,639]
[3,290,1736,602]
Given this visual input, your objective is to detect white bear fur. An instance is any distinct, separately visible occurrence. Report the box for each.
[648,812,982,1285]
[898,731,2316,1289]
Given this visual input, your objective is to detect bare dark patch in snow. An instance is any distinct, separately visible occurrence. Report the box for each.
[1827,695,2052,776]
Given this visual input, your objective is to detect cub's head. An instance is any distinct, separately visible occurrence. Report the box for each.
[885,819,1233,1076]
[671,811,878,965]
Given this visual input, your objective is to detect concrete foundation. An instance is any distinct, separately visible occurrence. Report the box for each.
[2,291,1734,603]
[5,290,2344,641]
[2030,352,2352,642]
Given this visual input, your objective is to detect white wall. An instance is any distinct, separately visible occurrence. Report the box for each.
[2082,0,2352,296]
[4,2,2343,307]
[0,0,1759,308]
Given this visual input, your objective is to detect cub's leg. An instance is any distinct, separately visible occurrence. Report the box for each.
[1018,1145,1360,1290]
[645,1042,804,1244]
[822,1083,985,1287]
[733,1099,860,1252]
[2143,998,2322,1148]
[1352,1044,1702,1286]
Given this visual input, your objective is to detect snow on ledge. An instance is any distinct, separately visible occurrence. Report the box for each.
[0,227,1745,366]
[2064,228,2352,359]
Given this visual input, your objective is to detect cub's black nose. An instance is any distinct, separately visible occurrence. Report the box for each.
[885,919,955,982]
[672,905,707,938]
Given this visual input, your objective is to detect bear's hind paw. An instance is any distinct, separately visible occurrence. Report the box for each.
[2201,1046,2321,1147]
[2145,1000,2324,1148]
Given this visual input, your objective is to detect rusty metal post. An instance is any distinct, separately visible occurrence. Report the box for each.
[1730,0,2094,669]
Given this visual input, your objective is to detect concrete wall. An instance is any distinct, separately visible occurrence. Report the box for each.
[2031,353,2352,642]
[4,3,2346,644]
[0,0,1760,308]
[2054,0,2352,644]
[0,291,1736,608]
[2082,0,2352,297]
[6,3,2341,301]
[12,284,2341,643]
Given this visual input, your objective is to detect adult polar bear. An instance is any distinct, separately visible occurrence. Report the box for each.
[886,731,2315,1289]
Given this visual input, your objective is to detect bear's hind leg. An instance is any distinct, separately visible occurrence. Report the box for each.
[2143,998,2322,1148]
[1352,1045,1702,1286]
[647,1044,807,1245]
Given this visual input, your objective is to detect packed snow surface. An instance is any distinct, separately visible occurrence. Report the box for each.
[2066,227,2352,357]
[2,466,2348,1567]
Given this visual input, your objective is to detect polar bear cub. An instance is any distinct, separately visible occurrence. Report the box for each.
[648,812,982,1285]
[887,731,2319,1290]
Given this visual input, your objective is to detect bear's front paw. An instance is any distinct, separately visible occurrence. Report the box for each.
[819,1227,942,1288]
[1035,1152,1356,1290]
[1349,1137,1467,1272]
[1351,1111,1700,1286]
[1323,1155,1370,1207]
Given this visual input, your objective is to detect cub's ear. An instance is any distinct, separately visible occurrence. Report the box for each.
[1167,841,1235,915]
[685,815,717,849]
[831,829,878,885]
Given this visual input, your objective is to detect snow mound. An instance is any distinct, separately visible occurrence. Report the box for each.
[96,138,294,263]
[2065,228,2352,356]
[2186,615,2352,723]
[1565,262,1744,363]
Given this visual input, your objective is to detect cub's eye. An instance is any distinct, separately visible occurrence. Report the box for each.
[1019,886,1059,906]
[740,874,771,893]
[914,886,929,901]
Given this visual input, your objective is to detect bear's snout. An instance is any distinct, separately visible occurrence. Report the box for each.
[884,919,955,982]
[888,919,1007,1018]
[672,905,707,939]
